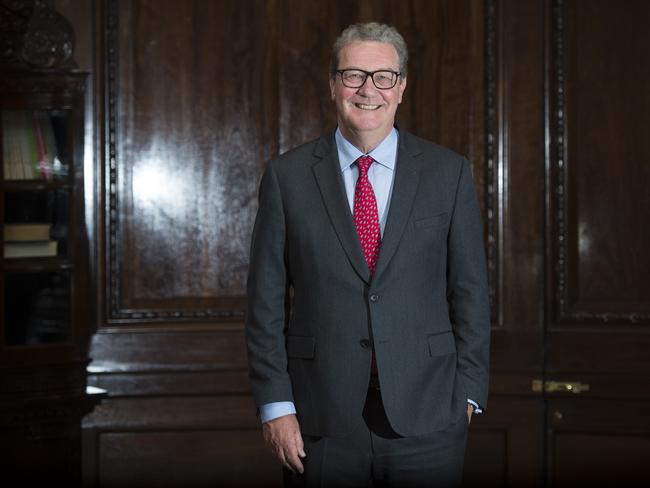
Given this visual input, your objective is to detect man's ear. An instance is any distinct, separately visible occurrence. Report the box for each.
[329,77,336,101]
[398,76,407,104]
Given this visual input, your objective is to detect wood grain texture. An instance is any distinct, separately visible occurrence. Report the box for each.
[112,0,277,316]
[97,430,280,487]
[88,328,248,371]
[103,0,488,322]
[547,398,650,485]
[465,396,544,487]
[544,0,650,412]
[83,0,649,485]
[83,394,278,485]
[551,0,650,324]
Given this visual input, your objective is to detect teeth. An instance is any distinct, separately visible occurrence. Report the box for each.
[356,103,380,110]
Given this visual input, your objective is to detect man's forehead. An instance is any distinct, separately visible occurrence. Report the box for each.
[341,40,398,56]
[339,41,400,66]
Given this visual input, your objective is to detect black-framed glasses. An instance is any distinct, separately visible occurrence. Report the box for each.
[336,69,401,90]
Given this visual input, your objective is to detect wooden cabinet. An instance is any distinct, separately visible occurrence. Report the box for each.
[0,1,101,480]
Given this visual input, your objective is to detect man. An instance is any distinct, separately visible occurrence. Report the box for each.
[246,22,490,486]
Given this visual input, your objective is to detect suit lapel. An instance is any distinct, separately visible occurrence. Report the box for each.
[312,135,372,284]
[373,131,422,281]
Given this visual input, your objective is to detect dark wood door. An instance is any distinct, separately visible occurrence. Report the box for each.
[543,0,650,484]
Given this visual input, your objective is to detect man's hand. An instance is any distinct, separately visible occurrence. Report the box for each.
[262,414,306,474]
[467,403,475,424]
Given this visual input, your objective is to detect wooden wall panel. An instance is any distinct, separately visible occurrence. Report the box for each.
[97,430,280,487]
[276,0,339,153]
[87,329,248,371]
[547,399,650,485]
[75,0,650,483]
[543,1,650,481]
[553,432,650,485]
[12,0,647,483]
[86,1,504,485]
[549,0,650,325]
[83,394,279,486]
[487,0,546,375]
[108,0,278,319]
[102,0,488,323]
[465,397,544,487]
[546,0,650,373]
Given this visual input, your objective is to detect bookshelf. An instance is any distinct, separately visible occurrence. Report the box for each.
[0,72,87,350]
[0,1,103,481]
[2,107,75,345]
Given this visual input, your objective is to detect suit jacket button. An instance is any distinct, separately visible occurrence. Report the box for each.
[369,294,379,302]
[360,339,371,349]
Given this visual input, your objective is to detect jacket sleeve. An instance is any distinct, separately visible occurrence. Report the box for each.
[245,162,294,407]
[447,158,491,409]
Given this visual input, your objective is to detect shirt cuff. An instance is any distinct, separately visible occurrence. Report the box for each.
[259,401,297,423]
[467,399,483,414]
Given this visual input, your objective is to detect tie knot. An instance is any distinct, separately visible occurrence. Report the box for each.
[356,155,374,177]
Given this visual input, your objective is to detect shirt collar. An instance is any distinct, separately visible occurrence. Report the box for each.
[335,127,399,172]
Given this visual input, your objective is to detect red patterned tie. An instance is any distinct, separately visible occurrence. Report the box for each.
[353,155,381,275]
[353,155,381,374]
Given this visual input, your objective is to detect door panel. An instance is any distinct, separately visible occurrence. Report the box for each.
[465,396,544,487]
[547,399,650,485]
[544,0,650,483]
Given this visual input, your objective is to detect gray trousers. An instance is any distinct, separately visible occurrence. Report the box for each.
[284,387,468,487]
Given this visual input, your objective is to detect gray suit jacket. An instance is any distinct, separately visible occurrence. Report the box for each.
[245,130,490,438]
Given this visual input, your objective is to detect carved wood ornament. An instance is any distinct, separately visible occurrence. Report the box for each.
[0,0,76,70]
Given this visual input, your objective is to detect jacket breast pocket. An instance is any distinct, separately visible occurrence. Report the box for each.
[286,335,316,359]
[413,212,448,230]
[428,331,456,357]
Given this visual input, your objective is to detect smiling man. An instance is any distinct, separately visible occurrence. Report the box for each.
[246,22,490,487]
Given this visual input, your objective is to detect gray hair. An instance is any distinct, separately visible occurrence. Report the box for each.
[330,22,408,77]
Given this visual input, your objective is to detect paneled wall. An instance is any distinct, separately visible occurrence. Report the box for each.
[545,0,650,484]
[75,0,650,485]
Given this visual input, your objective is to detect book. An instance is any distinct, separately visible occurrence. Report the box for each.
[4,223,52,241]
[2,111,21,179]
[1,110,62,181]
[4,240,58,258]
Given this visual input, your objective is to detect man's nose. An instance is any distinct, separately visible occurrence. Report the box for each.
[357,75,377,95]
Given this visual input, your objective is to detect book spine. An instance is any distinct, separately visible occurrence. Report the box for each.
[33,110,49,180]
[17,111,34,180]
[3,111,20,180]
[25,111,38,179]
[43,112,60,178]
[1,111,8,180]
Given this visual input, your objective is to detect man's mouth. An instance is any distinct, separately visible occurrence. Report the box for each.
[354,103,381,110]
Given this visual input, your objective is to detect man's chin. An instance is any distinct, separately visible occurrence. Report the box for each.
[349,121,386,133]
[344,114,385,130]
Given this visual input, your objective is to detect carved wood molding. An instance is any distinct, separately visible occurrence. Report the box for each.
[0,0,77,70]
[104,0,120,321]
[0,71,86,102]
[550,0,648,324]
[484,0,499,325]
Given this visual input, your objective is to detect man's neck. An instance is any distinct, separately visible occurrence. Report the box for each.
[339,126,393,154]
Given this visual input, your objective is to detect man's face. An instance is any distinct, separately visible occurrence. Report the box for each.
[330,40,407,141]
